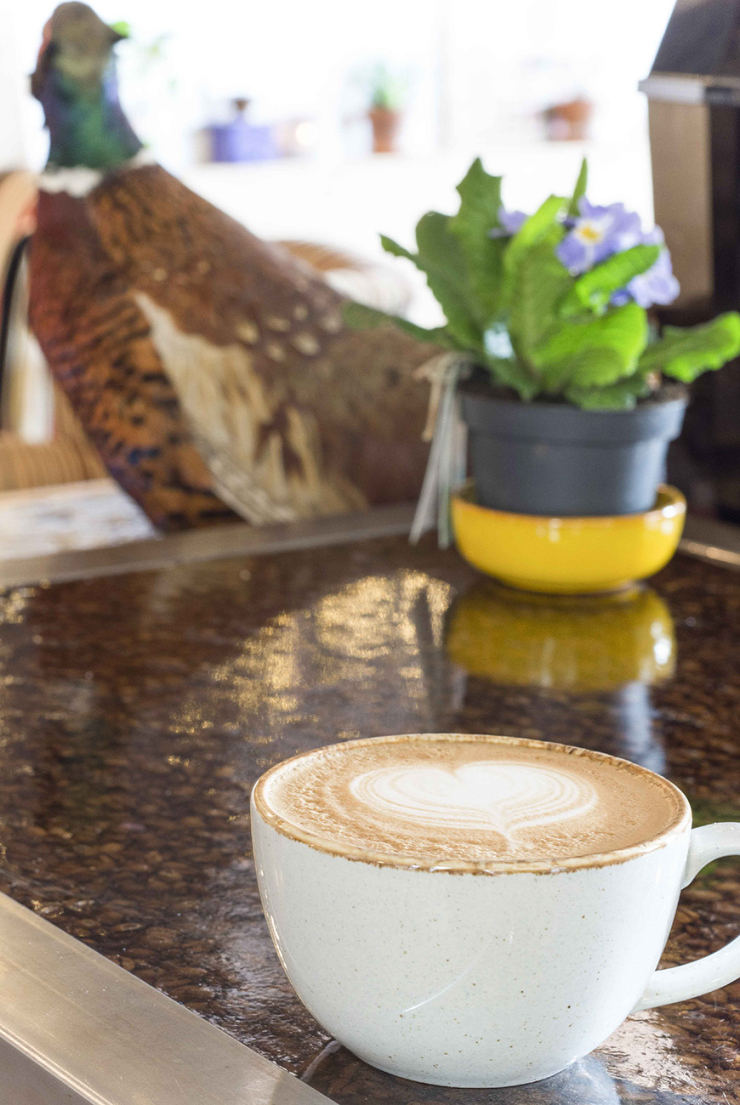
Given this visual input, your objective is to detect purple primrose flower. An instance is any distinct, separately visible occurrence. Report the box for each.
[487,191,680,309]
[610,228,680,309]
[489,207,528,238]
[612,247,680,309]
[556,200,680,309]
[556,198,642,274]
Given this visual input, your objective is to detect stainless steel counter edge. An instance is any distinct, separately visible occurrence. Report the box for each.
[680,515,740,569]
[0,891,330,1105]
[0,505,737,589]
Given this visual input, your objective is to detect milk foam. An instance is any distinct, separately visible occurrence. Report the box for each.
[349,761,598,843]
[257,736,684,866]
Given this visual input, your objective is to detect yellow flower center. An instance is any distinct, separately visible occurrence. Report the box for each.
[578,223,603,244]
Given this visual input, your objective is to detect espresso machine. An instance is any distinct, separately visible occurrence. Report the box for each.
[641,0,740,518]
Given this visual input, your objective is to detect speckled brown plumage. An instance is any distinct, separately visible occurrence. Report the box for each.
[29,189,236,529]
[29,164,434,531]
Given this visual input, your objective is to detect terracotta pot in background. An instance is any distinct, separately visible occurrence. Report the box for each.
[544,97,593,141]
[368,107,402,154]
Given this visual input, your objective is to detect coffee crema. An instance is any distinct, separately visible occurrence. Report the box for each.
[254,735,687,868]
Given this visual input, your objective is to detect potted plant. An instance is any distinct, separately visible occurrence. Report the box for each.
[367,64,407,154]
[346,159,740,518]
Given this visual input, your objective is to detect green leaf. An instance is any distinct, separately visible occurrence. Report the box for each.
[342,300,396,329]
[380,224,481,349]
[482,355,539,401]
[390,318,459,348]
[501,194,569,366]
[504,194,567,277]
[507,231,573,365]
[449,158,505,324]
[414,212,484,348]
[533,303,649,392]
[567,158,588,218]
[566,374,652,410]
[638,313,740,382]
[380,234,418,264]
[341,301,455,348]
[560,245,661,317]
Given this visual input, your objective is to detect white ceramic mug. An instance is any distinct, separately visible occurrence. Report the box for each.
[251,735,740,1088]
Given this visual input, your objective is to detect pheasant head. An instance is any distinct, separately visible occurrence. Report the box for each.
[31,2,142,171]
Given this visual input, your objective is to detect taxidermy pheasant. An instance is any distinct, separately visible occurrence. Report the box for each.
[29,2,435,530]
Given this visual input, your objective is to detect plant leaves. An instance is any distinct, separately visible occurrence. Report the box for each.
[341,301,456,348]
[380,219,482,349]
[507,231,573,365]
[565,374,652,410]
[414,212,484,347]
[567,158,588,218]
[503,194,567,277]
[379,234,416,263]
[638,313,740,381]
[449,157,506,324]
[561,244,661,316]
[499,195,570,369]
[342,300,400,329]
[533,302,649,391]
[481,354,539,401]
[501,194,570,366]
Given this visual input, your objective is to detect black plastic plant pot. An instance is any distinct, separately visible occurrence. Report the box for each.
[460,386,688,517]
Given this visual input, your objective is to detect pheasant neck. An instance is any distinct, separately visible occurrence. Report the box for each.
[42,64,143,172]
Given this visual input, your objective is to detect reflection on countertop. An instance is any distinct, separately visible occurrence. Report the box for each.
[445,582,675,693]
[445,583,676,775]
[0,534,737,1104]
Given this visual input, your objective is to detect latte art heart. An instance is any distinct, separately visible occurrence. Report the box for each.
[260,737,685,866]
[349,760,599,842]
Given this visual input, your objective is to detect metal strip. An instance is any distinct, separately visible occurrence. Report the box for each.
[0,503,417,589]
[0,891,330,1105]
[639,75,707,105]
[680,515,740,569]
[640,74,740,105]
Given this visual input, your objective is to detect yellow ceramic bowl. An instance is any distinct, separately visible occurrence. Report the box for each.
[451,482,686,595]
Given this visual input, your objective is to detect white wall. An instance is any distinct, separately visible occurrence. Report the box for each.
[0,0,39,169]
[443,0,676,146]
[3,0,676,172]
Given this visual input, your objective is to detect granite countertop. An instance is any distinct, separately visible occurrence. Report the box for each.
[0,532,737,1104]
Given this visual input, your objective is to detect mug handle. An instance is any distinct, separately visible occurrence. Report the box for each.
[634,823,740,1012]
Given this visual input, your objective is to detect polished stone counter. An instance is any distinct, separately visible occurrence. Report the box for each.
[0,529,737,1103]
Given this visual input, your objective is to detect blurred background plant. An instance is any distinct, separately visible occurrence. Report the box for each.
[367,62,409,113]
[364,62,411,153]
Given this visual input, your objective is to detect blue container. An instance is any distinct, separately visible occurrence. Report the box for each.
[209,121,278,162]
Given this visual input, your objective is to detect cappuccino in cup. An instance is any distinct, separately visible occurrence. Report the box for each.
[258,735,679,867]
[252,734,740,1087]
